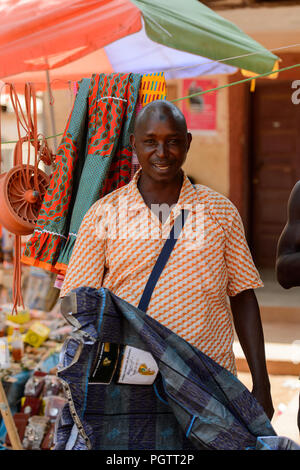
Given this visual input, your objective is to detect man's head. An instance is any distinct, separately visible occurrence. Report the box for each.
[130,100,192,184]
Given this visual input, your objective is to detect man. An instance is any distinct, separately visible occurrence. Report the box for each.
[60,100,274,420]
[276,181,300,431]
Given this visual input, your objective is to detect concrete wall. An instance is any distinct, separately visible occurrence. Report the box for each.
[42,88,74,154]
[167,76,230,197]
[221,5,300,54]
[1,94,44,172]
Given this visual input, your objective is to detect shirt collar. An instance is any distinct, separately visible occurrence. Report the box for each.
[126,168,199,220]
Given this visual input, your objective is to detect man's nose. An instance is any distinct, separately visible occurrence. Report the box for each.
[156,143,166,158]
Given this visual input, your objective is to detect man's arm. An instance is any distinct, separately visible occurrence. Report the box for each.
[230,289,274,420]
[276,181,300,288]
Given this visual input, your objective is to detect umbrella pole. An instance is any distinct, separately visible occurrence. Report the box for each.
[45,69,58,152]
[0,380,23,450]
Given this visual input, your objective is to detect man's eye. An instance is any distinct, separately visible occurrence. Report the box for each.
[145,139,156,144]
[168,139,178,145]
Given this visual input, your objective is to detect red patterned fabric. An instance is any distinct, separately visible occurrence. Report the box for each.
[22,74,141,274]
[22,73,167,275]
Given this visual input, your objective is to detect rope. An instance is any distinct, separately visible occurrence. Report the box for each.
[162,41,300,74]
[1,61,300,145]
[2,133,60,144]
[171,64,300,103]
[171,62,300,103]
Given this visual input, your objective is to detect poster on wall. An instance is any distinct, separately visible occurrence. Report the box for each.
[182,79,217,133]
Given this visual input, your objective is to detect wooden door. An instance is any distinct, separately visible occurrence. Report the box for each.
[250,81,300,268]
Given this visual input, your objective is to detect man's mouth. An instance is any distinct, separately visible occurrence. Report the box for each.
[152,163,172,171]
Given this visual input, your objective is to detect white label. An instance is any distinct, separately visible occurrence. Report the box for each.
[118,346,158,385]
[0,339,10,368]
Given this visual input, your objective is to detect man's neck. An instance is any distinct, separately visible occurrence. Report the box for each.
[137,171,184,218]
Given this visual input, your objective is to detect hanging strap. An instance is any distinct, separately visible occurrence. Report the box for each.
[138,209,189,313]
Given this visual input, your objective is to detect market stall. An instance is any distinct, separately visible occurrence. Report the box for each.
[0,292,71,450]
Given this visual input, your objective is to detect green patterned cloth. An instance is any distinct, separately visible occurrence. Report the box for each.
[22,73,141,274]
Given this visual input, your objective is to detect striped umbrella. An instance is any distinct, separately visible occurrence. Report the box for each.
[0,0,279,91]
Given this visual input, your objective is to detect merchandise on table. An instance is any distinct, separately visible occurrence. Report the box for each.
[23,267,59,312]
[0,337,10,369]
[0,301,71,450]
[0,311,6,337]
[0,307,65,379]
[18,371,66,450]
[11,329,24,362]
[23,322,51,348]
[22,415,51,450]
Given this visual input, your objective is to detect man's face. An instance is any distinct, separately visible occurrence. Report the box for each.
[130,112,192,183]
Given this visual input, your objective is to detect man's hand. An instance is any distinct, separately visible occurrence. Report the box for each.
[230,289,274,421]
[251,383,274,421]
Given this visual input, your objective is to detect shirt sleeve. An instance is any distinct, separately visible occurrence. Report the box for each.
[225,204,263,297]
[60,202,106,297]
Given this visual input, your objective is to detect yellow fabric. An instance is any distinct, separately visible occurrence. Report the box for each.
[139,72,167,106]
[241,59,280,80]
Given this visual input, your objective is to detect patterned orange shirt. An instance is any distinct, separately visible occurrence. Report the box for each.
[60,169,263,375]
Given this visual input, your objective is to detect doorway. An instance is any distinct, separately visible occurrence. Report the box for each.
[250,81,300,268]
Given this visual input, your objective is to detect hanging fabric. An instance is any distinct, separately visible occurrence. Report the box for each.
[22,78,91,274]
[55,73,142,272]
[55,286,300,451]
[21,72,167,275]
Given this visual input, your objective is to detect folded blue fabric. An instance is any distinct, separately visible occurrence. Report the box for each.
[55,286,299,451]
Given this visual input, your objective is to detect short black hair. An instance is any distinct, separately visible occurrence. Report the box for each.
[133,100,188,135]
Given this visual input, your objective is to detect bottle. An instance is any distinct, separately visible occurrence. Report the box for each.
[11,328,24,362]
[0,337,10,368]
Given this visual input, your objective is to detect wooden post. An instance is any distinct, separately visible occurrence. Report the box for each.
[0,380,23,450]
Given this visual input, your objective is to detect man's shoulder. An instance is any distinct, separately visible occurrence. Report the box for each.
[82,183,131,225]
[92,183,131,210]
[194,184,237,213]
[291,180,300,193]
[287,180,300,221]
[288,180,300,206]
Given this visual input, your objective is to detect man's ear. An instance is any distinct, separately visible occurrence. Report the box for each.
[129,133,136,151]
[187,132,192,151]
